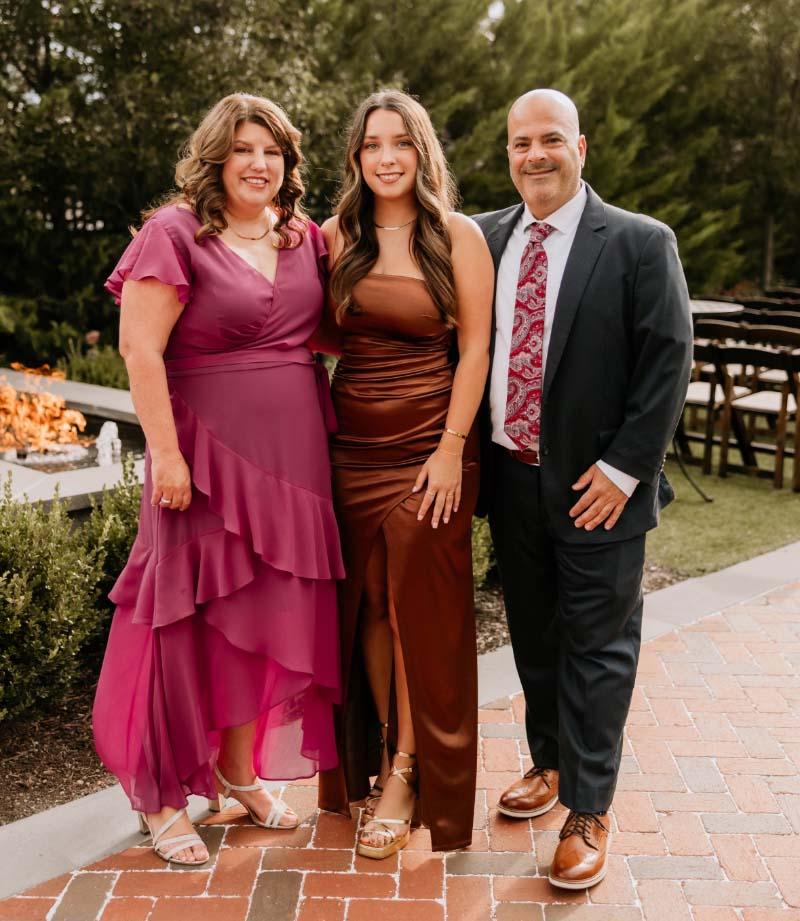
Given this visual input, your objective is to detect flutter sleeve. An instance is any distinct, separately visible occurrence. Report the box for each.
[105,216,192,306]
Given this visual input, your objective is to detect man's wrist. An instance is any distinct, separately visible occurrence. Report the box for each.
[596,460,638,497]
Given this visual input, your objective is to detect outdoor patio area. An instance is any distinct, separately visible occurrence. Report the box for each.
[2,570,799,921]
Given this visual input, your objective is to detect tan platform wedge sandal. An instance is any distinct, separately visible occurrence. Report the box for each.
[357,751,419,860]
[208,765,300,829]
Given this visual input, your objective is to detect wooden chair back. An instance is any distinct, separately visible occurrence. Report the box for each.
[738,296,789,310]
[741,311,800,330]
[694,319,744,341]
[737,325,800,349]
[714,344,796,377]
[714,344,800,490]
[695,322,800,349]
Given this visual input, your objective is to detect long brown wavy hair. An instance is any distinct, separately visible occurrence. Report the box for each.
[143,93,307,248]
[330,90,459,326]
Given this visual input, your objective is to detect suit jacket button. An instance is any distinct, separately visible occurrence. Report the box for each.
[542,446,550,456]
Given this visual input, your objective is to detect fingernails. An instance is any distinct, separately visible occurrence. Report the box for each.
[412,486,419,492]
[443,517,449,524]
[432,522,438,529]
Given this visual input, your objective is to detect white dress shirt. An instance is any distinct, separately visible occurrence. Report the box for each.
[489,183,638,497]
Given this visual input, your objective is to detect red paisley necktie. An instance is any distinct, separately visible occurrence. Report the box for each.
[504,221,555,452]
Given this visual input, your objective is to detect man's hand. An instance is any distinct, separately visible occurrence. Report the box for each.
[569,464,629,531]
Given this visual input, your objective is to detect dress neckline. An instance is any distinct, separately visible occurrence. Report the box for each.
[365,273,427,284]
[213,234,280,288]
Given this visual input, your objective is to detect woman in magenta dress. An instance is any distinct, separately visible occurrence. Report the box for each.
[93,93,343,866]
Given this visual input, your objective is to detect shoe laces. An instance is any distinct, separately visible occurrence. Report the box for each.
[559,810,606,849]
[523,766,553,789]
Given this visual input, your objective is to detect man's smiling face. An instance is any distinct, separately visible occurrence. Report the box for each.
[507,92,586,219]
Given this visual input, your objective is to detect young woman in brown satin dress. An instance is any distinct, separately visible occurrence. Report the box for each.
[316,90,493,857]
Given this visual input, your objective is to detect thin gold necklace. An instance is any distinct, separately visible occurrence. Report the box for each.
[374,216,417,231]
[225,212,273,241]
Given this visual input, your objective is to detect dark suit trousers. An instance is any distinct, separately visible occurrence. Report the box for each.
[488,448,645,812]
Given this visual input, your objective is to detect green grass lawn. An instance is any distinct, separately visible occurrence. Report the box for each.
[647,459,800,577]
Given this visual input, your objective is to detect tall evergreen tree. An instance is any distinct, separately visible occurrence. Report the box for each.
[449,0,744,290]
[714,0,800,287]
[299,0,494,216]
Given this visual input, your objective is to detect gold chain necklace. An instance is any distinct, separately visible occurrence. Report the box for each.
[225,212,273,241]
[374,216,417,231]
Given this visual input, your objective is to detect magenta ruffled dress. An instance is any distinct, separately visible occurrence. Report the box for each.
[92,204,344,813]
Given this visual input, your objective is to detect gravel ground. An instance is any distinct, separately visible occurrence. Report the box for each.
[0,560,683,825]
[0,686,113,825]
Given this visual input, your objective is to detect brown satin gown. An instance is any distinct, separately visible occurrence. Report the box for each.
[318,274,479,851]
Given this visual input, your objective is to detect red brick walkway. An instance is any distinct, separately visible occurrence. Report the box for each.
[2,581,799,921]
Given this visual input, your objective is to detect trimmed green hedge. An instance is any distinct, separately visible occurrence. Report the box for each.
[0,481,102,722]
[57,340,129,390]
[0,456,141,723]
[471,517,495,589]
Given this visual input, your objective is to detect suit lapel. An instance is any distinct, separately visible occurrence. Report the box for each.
[485,204,523,271]
[542,186,607,400]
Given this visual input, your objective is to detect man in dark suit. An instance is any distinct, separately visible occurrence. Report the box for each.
[473,89,692,889]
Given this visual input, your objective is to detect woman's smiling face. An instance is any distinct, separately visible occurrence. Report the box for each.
[359,108,419,202]
[221,120,285,214]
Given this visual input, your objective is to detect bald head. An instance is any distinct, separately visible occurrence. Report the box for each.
[509,89,580,139]
[506,88,586,219]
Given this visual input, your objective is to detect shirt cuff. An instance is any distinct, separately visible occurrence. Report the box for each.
[596,460,639,498]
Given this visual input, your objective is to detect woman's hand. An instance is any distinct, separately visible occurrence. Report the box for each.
[412,448,463,528]
[150,450,192,511]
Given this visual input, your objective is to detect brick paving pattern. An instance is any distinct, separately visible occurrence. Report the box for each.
[1,581,799,920]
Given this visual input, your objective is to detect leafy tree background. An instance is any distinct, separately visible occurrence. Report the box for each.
[1,0,797,366]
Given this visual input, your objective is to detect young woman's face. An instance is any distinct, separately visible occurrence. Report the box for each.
[221,120,285,214]
[359,109,418,203]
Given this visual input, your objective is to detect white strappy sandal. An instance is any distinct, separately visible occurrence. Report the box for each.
[208,765,299,829]
[137,808,208,865]
[357,751,419,860]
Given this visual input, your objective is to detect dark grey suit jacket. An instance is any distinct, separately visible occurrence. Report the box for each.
[473,184,693,543]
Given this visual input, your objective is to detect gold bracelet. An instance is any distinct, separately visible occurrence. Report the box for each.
[444,427,467,440]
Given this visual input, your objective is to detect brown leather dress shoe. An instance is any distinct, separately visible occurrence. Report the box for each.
[497,766,559,818]
[549,811,610,889]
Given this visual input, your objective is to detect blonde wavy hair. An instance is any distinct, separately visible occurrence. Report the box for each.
[330,90,459,326]
[143,93,307,248]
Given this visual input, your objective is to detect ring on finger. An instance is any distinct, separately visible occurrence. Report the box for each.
[159,497,172,505]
